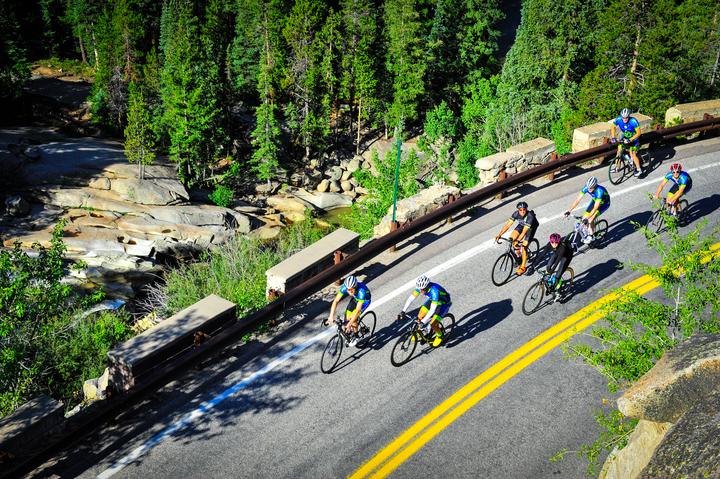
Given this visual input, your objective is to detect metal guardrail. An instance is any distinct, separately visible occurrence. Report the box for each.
[5,115,720,478]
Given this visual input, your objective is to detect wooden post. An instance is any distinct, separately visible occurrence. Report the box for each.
[546,152,559,181]
[495,170,507,200]
[267,289,281,301]
[446,194,456,224]
[334,250,343,285]
[389,220,400,252]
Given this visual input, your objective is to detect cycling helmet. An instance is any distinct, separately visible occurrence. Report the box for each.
[585,176,598,189]
[416,275,430,290]
[343,275,358,289]
[549,233,562,244]
[620,108,631,119]
[516,201,528,209]
[670,163,682,173]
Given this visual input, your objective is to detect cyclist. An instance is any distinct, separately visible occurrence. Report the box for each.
[398,275,451,347]
[325,275,371,346]
[654,163,692,215]
[610,108,644,177]
[494,201,539,276]
[564,176,611,244]
[545,233,574,302]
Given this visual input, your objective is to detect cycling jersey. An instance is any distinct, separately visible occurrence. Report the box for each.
[338,282,371,303]
[510,209,539,230]
[581,184,610,205]
[415,282,451,305]
[664,171,692,190]
[547,240,573,274]
[613,116,640,146]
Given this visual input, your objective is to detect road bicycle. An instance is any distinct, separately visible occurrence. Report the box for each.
[608,138,650,185]
[564,214,608,253]
[645,197,689,234]
[491,236,540,286]
[320,311,376,374]
[390,311,455,367]
[522,267,575,315]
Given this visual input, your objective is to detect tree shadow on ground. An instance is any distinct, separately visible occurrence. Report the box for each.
[446,299,513,348]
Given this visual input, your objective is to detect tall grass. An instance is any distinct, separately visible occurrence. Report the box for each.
[159,218,330,318]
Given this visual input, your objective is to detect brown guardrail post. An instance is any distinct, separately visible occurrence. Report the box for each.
[267,289,281,301]
[546,152,559,181]
[334,250,343,284]
[445,194,457,224]
[389,221,400,252]
[495,170,507,200]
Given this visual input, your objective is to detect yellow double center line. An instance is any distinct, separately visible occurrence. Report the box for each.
[350,243,720,479]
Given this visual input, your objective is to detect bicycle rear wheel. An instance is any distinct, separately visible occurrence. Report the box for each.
[320,334,343,373]
[526,239,540,269]
[522,281,545,316]
[355,311,377,348]
[594,219,608,241]
[491,253,514,286]
[608,158,627,185]
[390,330,417,367]
[439,313,455,344]
[677,199,689,226]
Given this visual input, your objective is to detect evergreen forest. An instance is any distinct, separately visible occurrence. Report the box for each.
[1,0,719,189]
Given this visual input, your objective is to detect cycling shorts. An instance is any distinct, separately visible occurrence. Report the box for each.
[420,300,451,321]
[669,182,691,195]
[584,200,610,217]
[345,297,371,317]
[513,223,537,244]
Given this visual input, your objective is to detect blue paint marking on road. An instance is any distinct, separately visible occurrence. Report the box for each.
[97,328,333,478]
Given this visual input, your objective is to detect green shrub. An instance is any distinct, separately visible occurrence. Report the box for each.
[161,217,329,317]
[0,223,131,416]
[209,184,234,207]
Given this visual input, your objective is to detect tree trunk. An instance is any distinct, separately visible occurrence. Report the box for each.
[356,96,362,155]
[78,33,87,64]
[711,14,720,86]
[628,18,642,96]
[91,24,99,67]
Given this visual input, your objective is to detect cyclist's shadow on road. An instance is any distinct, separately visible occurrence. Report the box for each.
[684,194,720,227]
[600,211,653,247]
[445,299,513,348]
[571,258,623,296]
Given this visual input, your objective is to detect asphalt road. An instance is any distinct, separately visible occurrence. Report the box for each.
[36,136,720,479]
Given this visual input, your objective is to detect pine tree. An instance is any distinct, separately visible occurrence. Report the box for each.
[339,0,379,154]
[160,0,224,185]
[250,0,284,182]
[458,0,504,86]
[383,0,427,130]
[124,82,156,180]
[283,0,327,160]
[0,1,30,103]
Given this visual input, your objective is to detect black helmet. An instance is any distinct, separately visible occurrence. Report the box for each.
[516,201,528,210]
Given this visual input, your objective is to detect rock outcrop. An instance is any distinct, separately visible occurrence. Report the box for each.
[600,334,720,479]
[373,184,460,237]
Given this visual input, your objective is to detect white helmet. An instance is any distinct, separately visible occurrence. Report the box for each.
[416,275,430,290]
[586,176,598,189]
[343,275,358,289]
[620,108,631,119]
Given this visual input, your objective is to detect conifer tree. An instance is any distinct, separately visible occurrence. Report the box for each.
[383,0,427,130]
[160,0,224,185]
[0,1,30,102]
[124,82,156,180]
[283,0,327,160]
[340,0,379,154]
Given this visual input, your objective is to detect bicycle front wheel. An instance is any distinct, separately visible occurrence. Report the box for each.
[320,334,344,373]
[646,209,663,234]
[522,281,545,316]
[608,158,626,185]
[355,311,377,349]
[492,253,514,286]
[391,330,417,367]
[594,219,608,241]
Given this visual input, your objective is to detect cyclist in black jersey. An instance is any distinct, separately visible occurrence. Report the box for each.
[495,201,539,275]
[546,233,573,302]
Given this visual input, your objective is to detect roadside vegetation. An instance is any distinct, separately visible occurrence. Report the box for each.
[0,222,131,417]
[551,210,720,475]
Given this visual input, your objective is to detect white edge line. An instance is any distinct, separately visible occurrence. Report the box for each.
[98,159,720,478]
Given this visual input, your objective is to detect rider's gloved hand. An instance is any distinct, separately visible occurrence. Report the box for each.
[564,211,570,218]
[623,137,630,144]
[494,235,500,243]
[550,273,557,284]
[397,313,403,321]
[610,137,617,144]
[582,218,589,225]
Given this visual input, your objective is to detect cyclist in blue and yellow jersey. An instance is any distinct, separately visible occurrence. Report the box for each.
[326,275,371,346]
[654,163,693,215]
[611,108,644,177]
[398,275,451,347]
[495,201,540,276]
[564,176,611,244]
